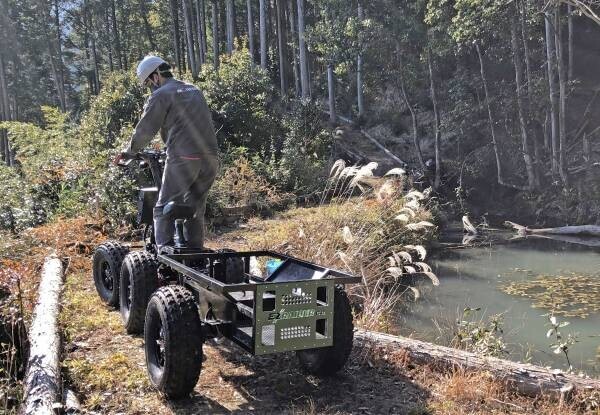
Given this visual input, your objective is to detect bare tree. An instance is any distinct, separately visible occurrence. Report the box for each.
[568,4,574,80]
[427,47,441,189]
[247,0,255,62]
[170,0,183,73]
[0,53,10,165]
[297,0,309,98]
[259,0,267,69]
[225,0,235,55]
[211,0,219,70]
[182,0,199,77]
[545,9,559,174]
[287,0,300,96]
[139,0,157,50]
[276,0,287,95]
[110,0,123,70]
[357,1,364,118]
[555,6,569,186]
[510,10,536,190]
[476,43,530,191]
[195,0,206,65]
[397,45,424,169]
[53,0,67,111]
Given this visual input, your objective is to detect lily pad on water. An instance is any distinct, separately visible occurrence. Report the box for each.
[500,273,600,319]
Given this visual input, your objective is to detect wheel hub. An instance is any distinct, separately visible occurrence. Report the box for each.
[101,262,113,290]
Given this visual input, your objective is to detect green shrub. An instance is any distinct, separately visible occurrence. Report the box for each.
[195,47,280,153]
[263,100,334,194]
[208,156,293,217]
[0,165,40,232]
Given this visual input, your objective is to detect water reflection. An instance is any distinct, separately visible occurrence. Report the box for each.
[394,234,600,376]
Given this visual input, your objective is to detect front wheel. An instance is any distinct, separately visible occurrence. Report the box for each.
[92,241,129,307]
[145,286,203,399]
[120,251,158,334]
[296,287,354,376]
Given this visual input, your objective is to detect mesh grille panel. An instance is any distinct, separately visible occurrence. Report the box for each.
[280,325,311,340]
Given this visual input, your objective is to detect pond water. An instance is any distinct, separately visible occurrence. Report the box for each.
[394,232,600,377]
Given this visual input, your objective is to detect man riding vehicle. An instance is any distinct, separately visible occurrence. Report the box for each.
[115,55,219,252]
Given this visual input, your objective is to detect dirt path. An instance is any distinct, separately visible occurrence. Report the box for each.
[63,269,433,415]
[60,252,585,414]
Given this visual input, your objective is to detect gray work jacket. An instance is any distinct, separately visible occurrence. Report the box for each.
[127,78,219,157]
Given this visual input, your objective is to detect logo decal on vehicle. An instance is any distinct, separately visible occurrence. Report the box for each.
[268,308,326,321]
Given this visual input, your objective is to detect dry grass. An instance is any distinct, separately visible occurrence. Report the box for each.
[3,216,597,414]
[225,161,438,332]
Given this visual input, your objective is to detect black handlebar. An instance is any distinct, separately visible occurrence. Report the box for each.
[117,149,165,167]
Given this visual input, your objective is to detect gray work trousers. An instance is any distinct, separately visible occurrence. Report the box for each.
[154,154,219,249]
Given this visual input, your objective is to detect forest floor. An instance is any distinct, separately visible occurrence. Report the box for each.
[3,216,589,414]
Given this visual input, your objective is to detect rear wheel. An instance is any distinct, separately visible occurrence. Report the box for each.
[296,287,354,376]
[120,251,158,334]
[145,285,203,399]
[92,241,129,307]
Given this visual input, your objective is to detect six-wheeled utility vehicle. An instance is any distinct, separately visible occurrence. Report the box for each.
[92,150,360,399]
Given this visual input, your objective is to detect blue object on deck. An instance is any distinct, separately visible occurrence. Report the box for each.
[266,258,283,276]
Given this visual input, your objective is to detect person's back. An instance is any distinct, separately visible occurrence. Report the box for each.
[129,78,218,158]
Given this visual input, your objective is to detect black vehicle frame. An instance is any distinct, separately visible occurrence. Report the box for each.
[92,150,360,399]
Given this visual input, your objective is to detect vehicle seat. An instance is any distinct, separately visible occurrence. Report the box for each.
[162,202,195,220]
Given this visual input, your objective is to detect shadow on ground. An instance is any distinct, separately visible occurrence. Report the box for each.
[166,339,430,414]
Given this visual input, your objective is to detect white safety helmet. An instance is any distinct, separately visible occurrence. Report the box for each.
[136,55,167,86]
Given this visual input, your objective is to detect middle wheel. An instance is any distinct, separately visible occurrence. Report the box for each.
[119,251,159,334]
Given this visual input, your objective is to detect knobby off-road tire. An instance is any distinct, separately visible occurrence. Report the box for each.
[92,241,130,307]
[120,251,158,334]
[296,287,354,376]
[145,285,203,399]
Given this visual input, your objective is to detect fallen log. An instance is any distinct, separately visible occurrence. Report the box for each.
[505,221,600,237]
[356,330,600,398]
[22,253,64,415]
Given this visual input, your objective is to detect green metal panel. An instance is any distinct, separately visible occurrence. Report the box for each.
[254,280,335,355]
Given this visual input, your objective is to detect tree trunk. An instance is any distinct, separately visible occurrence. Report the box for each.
[88,8,100,95]
[225,0,235,55]
[105,7,114,71]
[23,255,64,415]
[545,11,559,176]
[510,12,536,191]
[357,2,364,118]
[506,221,600,237]
[288,0,300,97]
[182,0,198,78]
[53,0,66,111]
[170,0,183,73]
[477,43,529,191]
[568,4,573,81]
[110,0,123,70]
[259,0,267,69]
[327,64,336,124]
[140,0,157,51]
[211,0,219,70]
[555,6,569,187]
[427,48,441,190]
[297,0,309,99]
[247,0,255,62]
[356,330,600,398]
[0,53,9,165]
[195,0,206,66]
[276,0,287,95]
[117,0,129,69]
[397,47,424,169]
[179,4,187,72]
[519,0,532,101]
